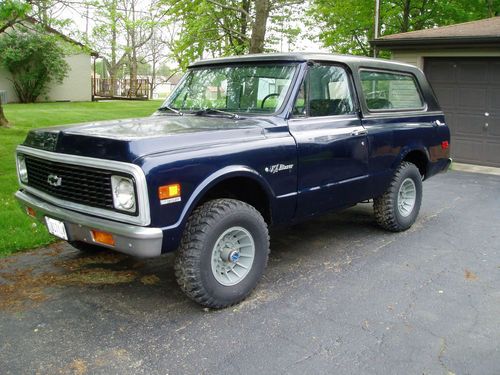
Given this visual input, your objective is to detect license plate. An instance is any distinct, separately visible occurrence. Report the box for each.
[45,217,68,240]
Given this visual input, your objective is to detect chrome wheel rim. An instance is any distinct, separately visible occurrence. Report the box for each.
[397,178,416,217]
[211,226,255,286]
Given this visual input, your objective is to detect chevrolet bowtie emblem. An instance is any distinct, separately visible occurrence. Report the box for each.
[47,174,62,187]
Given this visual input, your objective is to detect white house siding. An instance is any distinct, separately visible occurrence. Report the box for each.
[0,66,17,103]
[46,53,91,102]
[0,53,91,103]
[389,51,421,68]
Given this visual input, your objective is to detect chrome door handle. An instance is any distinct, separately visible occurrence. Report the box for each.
[351,129,368,136]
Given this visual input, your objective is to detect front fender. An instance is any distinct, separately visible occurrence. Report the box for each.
[163,165,275,232]
[153,165,276,253]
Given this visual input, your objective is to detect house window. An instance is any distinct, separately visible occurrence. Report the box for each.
[360,70,424,111]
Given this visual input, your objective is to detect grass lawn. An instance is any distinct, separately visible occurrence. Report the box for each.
[0,100,163,257]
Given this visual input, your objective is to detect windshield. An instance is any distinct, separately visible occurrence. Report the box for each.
[163,63,298,115]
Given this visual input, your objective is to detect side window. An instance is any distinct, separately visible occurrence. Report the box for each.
[360,70,424,111]
[293,65,354,117]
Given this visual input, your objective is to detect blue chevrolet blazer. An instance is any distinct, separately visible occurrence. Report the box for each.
[15,53,451,308]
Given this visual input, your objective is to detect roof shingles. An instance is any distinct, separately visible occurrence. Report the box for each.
[372,16,500,47]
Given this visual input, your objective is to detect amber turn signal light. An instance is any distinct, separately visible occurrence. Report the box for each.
[26,207,36,218]
[158,183,181,200]
[91,230,115,246]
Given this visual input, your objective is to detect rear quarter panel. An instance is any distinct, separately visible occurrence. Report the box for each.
[361,113,448,197]
[349,62,450,197]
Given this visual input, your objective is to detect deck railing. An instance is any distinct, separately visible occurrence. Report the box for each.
[92,78,150,99]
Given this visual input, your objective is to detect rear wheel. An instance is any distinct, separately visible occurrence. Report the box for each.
[373,161,422,232]
[175,199,269,308]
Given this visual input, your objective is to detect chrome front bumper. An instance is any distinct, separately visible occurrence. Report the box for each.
[16,190,163,257]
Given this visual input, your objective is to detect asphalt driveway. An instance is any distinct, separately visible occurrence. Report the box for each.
[1,170,499,375]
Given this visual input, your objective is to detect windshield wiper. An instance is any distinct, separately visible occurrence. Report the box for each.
[157,105,183,116]
[193,108,241,120]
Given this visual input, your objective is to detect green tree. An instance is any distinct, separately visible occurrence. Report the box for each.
[160,0,247,69]
[0,0,30,126]
[0,28,69,103]
[160,0,302,69]
[308,0,500,56]
[91,0,162,97]
[91,0,126,96]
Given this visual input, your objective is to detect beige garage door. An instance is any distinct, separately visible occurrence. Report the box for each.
[424,57,500,167]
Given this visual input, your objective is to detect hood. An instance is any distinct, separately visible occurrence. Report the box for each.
[22,114,281,163]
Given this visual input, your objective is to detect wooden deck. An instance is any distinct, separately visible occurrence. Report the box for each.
[92,78,150,99]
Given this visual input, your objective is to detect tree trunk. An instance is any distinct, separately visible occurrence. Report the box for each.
[150,58,156,99]
[236,0,250,53]
[110,0,118,96]
[487,0,494,17]
[128,0,138,97]
[129,57,138,97]
[249,0,270,53]
[0,97,9,127]
[109,68,118,97]
[401,0,411,32]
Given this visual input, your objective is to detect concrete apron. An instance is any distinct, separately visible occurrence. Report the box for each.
[451,162,500,176]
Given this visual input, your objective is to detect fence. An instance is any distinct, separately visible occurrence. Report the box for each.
[92,78,150,99]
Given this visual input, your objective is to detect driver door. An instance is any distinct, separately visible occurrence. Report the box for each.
[288,63,369,218]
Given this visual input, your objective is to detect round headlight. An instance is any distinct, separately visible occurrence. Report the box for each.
[111,176,136,212]
[18,155,28,183]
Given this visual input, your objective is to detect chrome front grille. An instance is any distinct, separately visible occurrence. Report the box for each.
[24,154,117,211]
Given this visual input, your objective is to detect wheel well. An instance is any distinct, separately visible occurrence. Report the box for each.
[197,177,272,224]
[403,150,428,178]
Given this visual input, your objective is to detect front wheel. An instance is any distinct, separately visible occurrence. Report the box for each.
[174,199,269,308]
[373,161,423,232]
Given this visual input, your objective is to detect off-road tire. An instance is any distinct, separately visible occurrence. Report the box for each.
[174,199,269,309]
[69,241,104,253]
[373,161,422,232]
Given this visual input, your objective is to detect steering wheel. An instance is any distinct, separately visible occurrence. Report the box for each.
[261,93,280,109]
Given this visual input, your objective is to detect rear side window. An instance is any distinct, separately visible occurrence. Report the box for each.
[360,70,424,111]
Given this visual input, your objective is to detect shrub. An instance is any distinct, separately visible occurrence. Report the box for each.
[0,28,69,103]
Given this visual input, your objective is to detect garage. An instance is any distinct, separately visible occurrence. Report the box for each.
[372,17,500,167]
[425,57,500,166]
